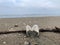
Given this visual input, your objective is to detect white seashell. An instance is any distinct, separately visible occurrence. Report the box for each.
[26,25,39,37]
[26,25,32,32]
[32,25,39,35]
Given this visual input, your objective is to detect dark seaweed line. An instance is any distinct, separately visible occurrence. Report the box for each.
[0,29,59,35]
[40,29,60,33]
[0,30,26,35]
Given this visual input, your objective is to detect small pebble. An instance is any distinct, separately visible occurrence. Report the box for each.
[24,41,30,45]
[34,43,38,45]
[9,28,14,31]
[14,24,18,27]
[3,41,6,44]
[24,36,26,38]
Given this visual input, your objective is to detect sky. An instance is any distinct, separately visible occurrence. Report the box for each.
[0,0,60,18]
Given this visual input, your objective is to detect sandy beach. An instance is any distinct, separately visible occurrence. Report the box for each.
[0,16,60,45]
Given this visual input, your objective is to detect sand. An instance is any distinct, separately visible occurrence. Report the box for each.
[0,16,60,45]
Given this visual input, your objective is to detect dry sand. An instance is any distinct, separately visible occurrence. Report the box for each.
[0,16,60,45]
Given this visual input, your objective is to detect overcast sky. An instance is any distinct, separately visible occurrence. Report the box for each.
[0,0,60,17]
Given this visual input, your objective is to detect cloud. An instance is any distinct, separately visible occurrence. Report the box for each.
[0,0,15,3]
[14,0,57,8]
[0,0,59,8]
